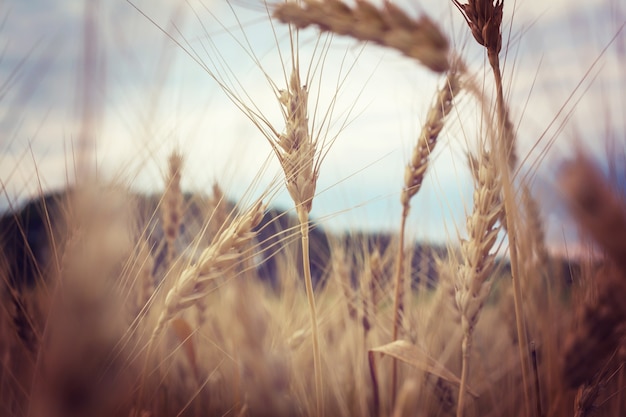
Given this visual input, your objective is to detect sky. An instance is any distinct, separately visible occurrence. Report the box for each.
[0,0,624,254]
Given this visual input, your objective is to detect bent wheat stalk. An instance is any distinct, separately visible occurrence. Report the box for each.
[391,65,462,400]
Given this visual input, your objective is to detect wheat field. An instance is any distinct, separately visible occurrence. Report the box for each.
[1,1,625,416]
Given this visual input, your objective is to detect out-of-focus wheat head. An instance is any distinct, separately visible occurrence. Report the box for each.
[560,153,626,389]
[161,151,184,269]
[274,0,450,73]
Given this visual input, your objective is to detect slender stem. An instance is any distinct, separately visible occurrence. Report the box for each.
[297,206,323,417]
[456,332,472,417]
[488,50,531,417]
[391,205,409,402]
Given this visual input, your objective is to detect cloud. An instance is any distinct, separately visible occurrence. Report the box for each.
[1,0,623,253]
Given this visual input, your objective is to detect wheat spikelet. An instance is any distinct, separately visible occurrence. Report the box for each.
[151,200,265,343]
[455,149,503,417]
[274,0,450,73]
[161,151,184,268]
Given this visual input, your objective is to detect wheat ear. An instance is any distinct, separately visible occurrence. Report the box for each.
[391,65,462,400]
[150,200,265,344]
[274,0,450,73]
[455,150,503,417]
[274,68,323,416]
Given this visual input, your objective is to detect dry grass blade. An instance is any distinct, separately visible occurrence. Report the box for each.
[274,0,450,73]
[151,200,266,343]
[369,340,479,400]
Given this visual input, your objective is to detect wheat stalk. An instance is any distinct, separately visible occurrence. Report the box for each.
[274,0,450,73]
[452,2,530,413]
[135,239,155,317]
[391,64,462,400]
[454,150,503,417]
[273,67,324,416]
[150,200,265,344]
